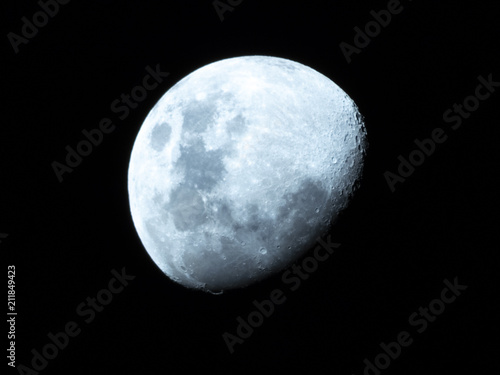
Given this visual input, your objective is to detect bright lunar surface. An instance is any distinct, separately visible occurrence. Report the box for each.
[128,56,367,294]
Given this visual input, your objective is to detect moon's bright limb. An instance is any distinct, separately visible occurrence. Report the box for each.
[128,56,367,293]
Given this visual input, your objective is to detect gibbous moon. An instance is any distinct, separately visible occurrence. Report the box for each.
[128,56,367,293]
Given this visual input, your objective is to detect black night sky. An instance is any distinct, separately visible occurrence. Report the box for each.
[2,1,499,374]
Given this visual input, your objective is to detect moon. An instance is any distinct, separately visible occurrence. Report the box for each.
[128,56,367,294]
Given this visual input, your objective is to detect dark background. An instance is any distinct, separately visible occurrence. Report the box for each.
[2,0,499,374]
